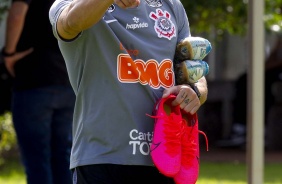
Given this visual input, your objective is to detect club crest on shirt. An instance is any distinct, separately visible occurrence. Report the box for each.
[149,9,176,40]
[145,0,163,7]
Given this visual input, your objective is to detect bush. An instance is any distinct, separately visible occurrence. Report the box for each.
[0,112,17,164]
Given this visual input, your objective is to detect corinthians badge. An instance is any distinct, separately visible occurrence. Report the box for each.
[149,9,176,40]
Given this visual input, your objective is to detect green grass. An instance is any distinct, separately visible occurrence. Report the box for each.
[0,159,281,184]
[198,161,282,184]
[0,158,25,184]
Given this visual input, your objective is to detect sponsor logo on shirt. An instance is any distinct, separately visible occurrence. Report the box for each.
[129,129,154,155]
[120,43,139,56]
[126,17,149,30]
[145,0,163,7]
[117,54,174,89]
[149,9,176,40]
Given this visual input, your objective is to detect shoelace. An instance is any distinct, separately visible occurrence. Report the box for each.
[181,120,209,167]
[146,113,185,156]
[199,130,209,151]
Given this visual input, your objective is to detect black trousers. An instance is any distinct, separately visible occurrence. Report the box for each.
[72,164,175,184]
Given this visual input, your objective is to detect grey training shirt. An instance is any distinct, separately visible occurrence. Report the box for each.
[49,0,190,169]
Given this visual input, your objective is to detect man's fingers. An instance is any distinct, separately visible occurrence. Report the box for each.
[162,86,179,98]
[4,48,34,77]
[167,85,191,106]
[181,98,200,114]
[115,0,140,8]
[129,0,140,7]
[15,48,33,60]
[115,0,126,8]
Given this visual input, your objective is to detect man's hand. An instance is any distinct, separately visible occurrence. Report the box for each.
[162,85,201,115]
[114,0,140,8]
[4,48,33,77]
[162,77,208,114]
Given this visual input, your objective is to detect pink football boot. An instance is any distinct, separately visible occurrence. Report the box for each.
[147,95,185,177]
[174,112,208,184]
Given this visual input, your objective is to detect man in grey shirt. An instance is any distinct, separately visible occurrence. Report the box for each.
[49,0,208,183]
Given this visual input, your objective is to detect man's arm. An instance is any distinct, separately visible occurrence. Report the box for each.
[196,77,208,105]
[56,0,140,40]
[4,1,28,54]
[2,1,33,77]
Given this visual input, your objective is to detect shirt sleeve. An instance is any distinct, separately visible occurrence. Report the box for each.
[49,0,71,41]
[174,0,191,43]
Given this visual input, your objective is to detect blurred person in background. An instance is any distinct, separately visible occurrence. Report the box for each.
[0,0,75,183]
[217,37,282,148]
